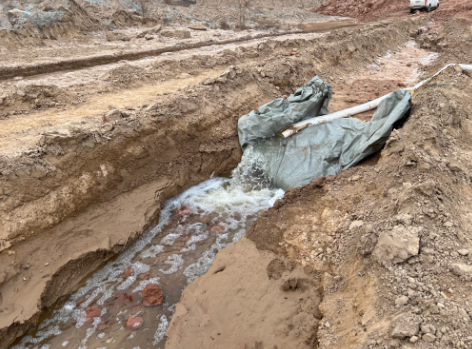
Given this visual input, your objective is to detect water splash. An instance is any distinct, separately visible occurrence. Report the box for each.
[230,145,271,191]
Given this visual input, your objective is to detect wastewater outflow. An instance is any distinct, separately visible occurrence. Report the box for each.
[12,148,284,349]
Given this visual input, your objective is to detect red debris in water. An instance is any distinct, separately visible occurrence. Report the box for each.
[125,316,144,330]
[116,293,134,303]
[85,304,102,319]
[175,204,193,216]
[142,283,164,307]
[122,266,135,278]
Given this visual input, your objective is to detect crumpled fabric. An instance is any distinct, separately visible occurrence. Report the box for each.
[237,76,411,190]
[238,76,332,148]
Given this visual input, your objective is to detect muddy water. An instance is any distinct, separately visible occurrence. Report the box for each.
[12,156,284,349]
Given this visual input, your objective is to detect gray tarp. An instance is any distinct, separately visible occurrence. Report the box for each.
[238,76,332,148]
[237,76,411,190]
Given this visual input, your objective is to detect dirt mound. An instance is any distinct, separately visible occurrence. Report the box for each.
[417,17,472,74]
[166,237,323,349]
[314,0,472,22]
[100,63,143,84]
[430,0,472,22]
[0,0,101,49]
[0,0,99,30]
[314,0,409,22]
[245,65,472,348]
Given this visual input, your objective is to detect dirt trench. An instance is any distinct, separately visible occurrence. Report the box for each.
[166,17,472,349]
[0,17,426,348]
[0,21,355,82]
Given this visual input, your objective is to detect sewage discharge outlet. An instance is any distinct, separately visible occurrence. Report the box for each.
[12,153,284,349]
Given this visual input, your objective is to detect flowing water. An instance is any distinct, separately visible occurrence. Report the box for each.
[12,151,284,349]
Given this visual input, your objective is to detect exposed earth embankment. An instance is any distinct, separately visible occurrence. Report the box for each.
[0,17,425,347]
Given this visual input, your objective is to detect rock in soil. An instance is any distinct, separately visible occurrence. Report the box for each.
[188,22,208,31]
[161,29,191,39]
[373,225,420,266]
[210,224,225,234]
[390,313,421,339]
[116,293,133,303]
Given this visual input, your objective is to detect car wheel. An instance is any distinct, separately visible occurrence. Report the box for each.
[410,8,416,13]
[427,4,431,11]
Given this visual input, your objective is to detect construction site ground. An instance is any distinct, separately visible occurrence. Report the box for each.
[1,1,472,348]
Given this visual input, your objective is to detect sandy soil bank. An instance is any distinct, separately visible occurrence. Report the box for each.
[166,237,322,349]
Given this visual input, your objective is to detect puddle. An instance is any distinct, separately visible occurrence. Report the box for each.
[330,41,438,121]
[354,41,439,85]
[11,156,284,349]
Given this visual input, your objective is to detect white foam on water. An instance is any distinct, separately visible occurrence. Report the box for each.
[14,154,284,349]
[116,262,151,290]
[78,317,101,349]
[132,277,161,293]
[159,254,184,275]
[152,315,169,346]
[141,245,164,259]
[180,232,209,253]
[183,233,229,283]
[160,233,181,246]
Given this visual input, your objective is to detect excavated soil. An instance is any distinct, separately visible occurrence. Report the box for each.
[5,3,472,349]
[166,17,472,349]
[314,0,472,23]
[0,16,428,348]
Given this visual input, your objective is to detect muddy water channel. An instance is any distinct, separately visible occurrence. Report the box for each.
[12,160,284,349]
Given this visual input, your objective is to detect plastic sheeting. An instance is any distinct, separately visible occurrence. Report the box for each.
[237,77,411,190]
[238,76,332,148]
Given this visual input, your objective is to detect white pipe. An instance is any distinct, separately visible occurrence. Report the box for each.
[281,63,472,138]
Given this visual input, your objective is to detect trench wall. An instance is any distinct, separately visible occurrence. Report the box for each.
[0,16,425,347]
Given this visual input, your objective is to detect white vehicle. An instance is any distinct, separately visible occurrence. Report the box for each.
[409,0,439,13]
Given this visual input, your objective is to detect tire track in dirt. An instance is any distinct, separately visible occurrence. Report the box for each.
[0,20,355,81]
